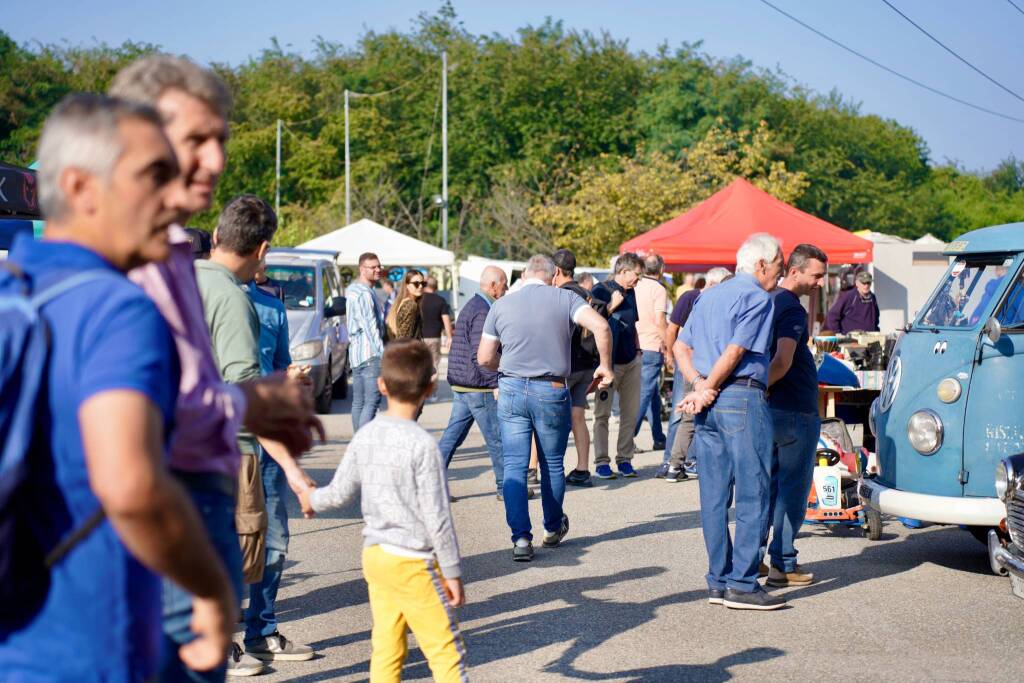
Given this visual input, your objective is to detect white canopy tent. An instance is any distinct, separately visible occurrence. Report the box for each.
[299,218,459,312]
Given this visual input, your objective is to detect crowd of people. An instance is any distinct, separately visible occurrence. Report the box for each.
[0,51,850,682]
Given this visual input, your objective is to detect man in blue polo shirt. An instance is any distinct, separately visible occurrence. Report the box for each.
[765,244,827,589]
[0,95,235,680]
[677,233,786,611]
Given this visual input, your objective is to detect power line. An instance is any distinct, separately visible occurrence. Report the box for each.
[881,0,1024,105]
[757,0,1024,124]
[1007,0,1024,18]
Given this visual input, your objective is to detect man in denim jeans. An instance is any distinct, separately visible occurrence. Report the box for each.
[764,244,827,588]
[439,266,509,497]
[633,253,669,452]
[478,255,613,562]
[677,234,785,611]
[347,252,386,431]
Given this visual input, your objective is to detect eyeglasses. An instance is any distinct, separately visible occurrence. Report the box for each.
[409,281,425,287]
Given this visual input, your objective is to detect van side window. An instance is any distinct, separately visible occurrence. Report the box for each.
[322,269,334,309]
[998,276,1024,328]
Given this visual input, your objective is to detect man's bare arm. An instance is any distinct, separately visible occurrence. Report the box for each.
[259,437,315,496]
[701,345,747,390]
[768,338,797,387]
[240,373,325,454]
[576,306,614,387]
[477,336,500,371]
[80,390,234,668]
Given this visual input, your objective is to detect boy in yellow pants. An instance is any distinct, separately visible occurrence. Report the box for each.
[300,340,467,682]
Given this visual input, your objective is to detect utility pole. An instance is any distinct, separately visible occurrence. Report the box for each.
[441,51,448,251]
[275,118,281,219]
[344,89,351,226]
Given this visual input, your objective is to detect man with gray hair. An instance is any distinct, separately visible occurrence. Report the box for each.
[0,94,235,680]
[439,265,509,497]
[633,252,669,452]
[478,255,613,561]
[676,233,786,610]
[111,55,322,676]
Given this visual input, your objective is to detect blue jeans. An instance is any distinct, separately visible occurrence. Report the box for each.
[767,410,820,572]
[244,449,291,644]
[351,356,382,431]
[693,385,773,593]
[160,482,242,683]
[497,377,571,542]
[634,350,666,443]
[439,389,504,492]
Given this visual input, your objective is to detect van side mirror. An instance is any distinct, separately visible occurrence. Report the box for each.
[327,297,346,318]
[983,317,1002,344]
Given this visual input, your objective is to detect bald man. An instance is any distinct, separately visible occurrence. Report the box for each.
[438,266,510,498]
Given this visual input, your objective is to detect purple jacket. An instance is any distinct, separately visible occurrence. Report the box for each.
[826,288,880,333]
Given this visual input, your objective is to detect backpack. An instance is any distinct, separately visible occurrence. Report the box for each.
[0,261,111,629]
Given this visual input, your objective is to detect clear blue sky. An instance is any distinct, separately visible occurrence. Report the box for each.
[6,0,1024,171]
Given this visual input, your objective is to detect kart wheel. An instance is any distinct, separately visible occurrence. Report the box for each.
[864,508,883,541]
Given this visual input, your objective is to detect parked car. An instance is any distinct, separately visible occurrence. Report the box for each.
[265,253,349,413]
[863,222,1024,571]
[992,452,1024,597]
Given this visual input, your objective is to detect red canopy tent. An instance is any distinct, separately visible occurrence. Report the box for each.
[620,178,872,268]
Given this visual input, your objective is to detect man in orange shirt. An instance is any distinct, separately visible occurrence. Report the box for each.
[633,253,669,450]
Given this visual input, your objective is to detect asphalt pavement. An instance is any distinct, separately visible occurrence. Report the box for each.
[252,379,1024,682]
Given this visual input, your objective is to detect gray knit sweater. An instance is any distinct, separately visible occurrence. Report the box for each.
[309,415,462,578]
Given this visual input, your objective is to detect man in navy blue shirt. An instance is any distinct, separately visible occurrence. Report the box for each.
[765,244,827,588]
[0,95,235,680]
[590,253,645,479]
[677,233,786,611]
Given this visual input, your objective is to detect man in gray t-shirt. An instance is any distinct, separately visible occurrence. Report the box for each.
[478,254,613,562]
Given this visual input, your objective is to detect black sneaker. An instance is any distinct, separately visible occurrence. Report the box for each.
[245,632,315,661]
[723,587,787,611]
[565,469,593,487]
[542,514,570,547]
[652,440,666,451]
[512,537,534,562]
[708,588,725,605]
[665,467,688,483]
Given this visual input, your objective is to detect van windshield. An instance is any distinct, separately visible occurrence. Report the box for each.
[918,256,1015,328]
[266,265,317,310]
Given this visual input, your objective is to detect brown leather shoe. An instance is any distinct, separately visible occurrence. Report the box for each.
[766,565,814,587]
[758,562,770,577]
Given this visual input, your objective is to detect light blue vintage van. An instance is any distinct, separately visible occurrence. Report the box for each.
[862,223,1024,568]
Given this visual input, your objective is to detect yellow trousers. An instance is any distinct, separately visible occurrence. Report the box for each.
[362,545,469,682]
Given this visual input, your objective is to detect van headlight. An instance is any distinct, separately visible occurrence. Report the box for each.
[291,340,324,362]
[996,460,1012,501]
[907,410,943,455]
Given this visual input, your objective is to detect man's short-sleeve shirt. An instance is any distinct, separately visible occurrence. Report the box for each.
[670,288,701,328]
[246,283,293,375]
[482,280,587,378]
[0,236,178,681]
[769,289,819,414]
[419,291,451,338]
[680,273,775,386]
[634,276,668,352]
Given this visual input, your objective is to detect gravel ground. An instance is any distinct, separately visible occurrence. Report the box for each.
[250,380,1024,682]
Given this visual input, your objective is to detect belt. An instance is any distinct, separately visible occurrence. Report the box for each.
[500,374,567,386]
[719,377,766,392]
[172,470,237,498]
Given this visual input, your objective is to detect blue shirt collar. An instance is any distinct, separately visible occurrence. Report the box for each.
[9,233,120,274]
[476,291,495,306]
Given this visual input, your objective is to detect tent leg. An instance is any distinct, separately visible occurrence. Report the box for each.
[450,263,459,317]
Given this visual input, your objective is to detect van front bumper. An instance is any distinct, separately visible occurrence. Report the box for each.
[858,477,1004,526]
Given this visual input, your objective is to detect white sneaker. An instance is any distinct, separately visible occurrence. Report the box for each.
[227,643,266,677]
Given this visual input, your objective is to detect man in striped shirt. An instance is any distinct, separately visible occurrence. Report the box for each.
[348,252,386,431]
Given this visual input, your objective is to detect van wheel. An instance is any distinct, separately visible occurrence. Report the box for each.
[864,509,883,541]
[315,368,333,414]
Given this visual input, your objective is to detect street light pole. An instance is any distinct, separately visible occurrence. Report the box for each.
[344,88,351,226]
[441,51,448,251]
